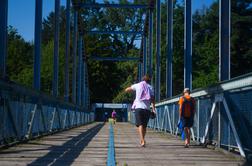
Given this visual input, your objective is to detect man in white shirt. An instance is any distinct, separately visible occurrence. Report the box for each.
[125,74,156,147]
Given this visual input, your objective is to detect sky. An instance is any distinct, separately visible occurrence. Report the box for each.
[8,0,215,42]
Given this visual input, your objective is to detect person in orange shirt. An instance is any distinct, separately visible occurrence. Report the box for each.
[178,88,195,147]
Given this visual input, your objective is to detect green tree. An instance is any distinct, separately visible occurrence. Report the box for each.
[231,0,252,77]
[40,40,65,96]
[7,26,33,86]
[78,0,145,103]
[192,2,219,89]
[6,0,252,105]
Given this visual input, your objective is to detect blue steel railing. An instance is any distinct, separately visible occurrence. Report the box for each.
[129,73,252,159]
[0,79,94,147]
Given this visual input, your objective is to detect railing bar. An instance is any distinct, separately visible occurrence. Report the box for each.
[223,98,246,157]
[202,102,217,144]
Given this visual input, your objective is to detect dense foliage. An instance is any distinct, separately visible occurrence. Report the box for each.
[6,0,252,104]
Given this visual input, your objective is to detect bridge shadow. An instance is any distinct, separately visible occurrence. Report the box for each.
[27,123,104,166]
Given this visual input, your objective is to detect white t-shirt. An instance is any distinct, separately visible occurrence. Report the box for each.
[131,82,154,110]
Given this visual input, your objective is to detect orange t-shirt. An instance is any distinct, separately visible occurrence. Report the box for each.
[178,95,195,117]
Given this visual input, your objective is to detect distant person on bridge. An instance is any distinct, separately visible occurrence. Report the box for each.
[178,88,195,148]
[111,110,117,124]
[125,74,156,147]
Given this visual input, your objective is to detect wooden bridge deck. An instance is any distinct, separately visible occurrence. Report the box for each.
[0,122,246,166]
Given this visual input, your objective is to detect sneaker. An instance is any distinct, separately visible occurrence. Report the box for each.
[184,144,189,148]
[140,140,145,147]
[140,143,145,147]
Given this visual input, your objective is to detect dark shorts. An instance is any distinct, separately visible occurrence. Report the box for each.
[135,109,150,127]
[182,117,194,128]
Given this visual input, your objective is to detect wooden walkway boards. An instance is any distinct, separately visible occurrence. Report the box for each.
[0,122,246,166]
[114,123,245,166]
[0,123,108,166]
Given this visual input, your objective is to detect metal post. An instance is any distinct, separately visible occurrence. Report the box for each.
[173,104,175,132]
[85,66,87,108]
[166,0,173,98]
[0,0,8,79]
[81,35,85,107]
[219,0,230,81]
[197,99,200,141]
[138,62,142,82]
[143,36,147,75]
[146,36,149,74]
[184,0,192,90]
[85,63,88,108]
[80,61,83,106]
[82,61,86,107]
[87,72,90,109]
[148,9,153,78]
[155,0,161,101]
[218,103,221,147]
[33,0,43,90]
[64,0,71,101]
[72,11,78,103]
[53,0,60,97]
[77,37,82,105]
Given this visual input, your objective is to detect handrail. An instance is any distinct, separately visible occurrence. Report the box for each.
[157,72,252,106]
[0,78,87,111]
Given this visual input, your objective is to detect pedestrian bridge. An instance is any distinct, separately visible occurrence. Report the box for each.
[1,0,252,165]
[0,123,246,166]
[0,74,251,165]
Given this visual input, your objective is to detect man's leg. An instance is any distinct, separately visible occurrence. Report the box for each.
[184,127,190,145]
[187,127,191,144]
[142,126,147,145]
[138,125,145,145]
[143,127,146,138]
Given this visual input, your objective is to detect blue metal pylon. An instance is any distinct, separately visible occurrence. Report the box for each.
[33,0,43,90]
[148,8,153,79]
[184,0,192,90]
[0,0,8,79]
[77,37,83,105]
[155,0,161,101]
[64,0,71,102]
[53,0,60,97]
[143,36,147,75]
[166,0,173,98]
[219,0,230,81]
[72,11,78,104]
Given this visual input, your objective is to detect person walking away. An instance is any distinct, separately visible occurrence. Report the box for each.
[111,110,117,124]
[125,74,155,147]
[178,88,195,148]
